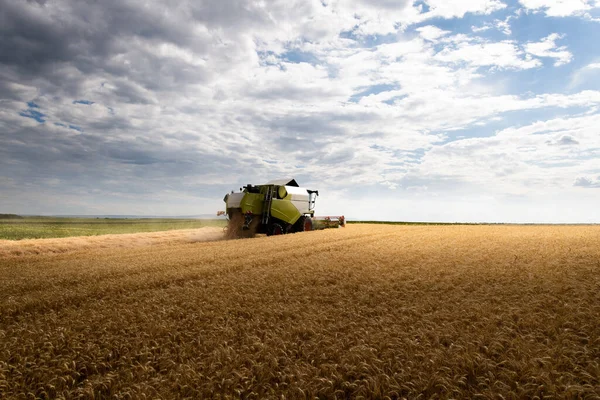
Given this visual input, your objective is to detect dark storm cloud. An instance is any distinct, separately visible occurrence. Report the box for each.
[0,1,75,70]
[0,0,266,206]
[0,0,219,101]
[0,0,282,73]
[0,80,30,101]
[0,121,250,198]
[110,80,156,105]
[0,0,203,69]
[189,0,272,29]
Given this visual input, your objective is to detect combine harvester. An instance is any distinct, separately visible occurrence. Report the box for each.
[220,178,345,238]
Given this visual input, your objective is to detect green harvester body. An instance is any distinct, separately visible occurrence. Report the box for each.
[222,178,344,237]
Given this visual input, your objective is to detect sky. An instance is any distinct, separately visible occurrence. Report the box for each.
[1,0,600,223]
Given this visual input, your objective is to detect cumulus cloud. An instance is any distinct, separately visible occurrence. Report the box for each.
[411,112,600,196]
[574,176,600,188]
[471,15,513,35]
[471,25,492,33]
[519,0,599,17]
[435,36,541,70]
[419,0,507,19]
[524,33,573,66]
[416,25,451,42]
[495,16,513,35]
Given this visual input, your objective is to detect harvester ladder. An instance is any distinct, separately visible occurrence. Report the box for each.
[261,185,275,225]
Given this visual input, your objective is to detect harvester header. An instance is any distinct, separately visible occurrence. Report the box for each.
[222,178,345,238]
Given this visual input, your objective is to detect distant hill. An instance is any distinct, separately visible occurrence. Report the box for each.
[0,214,24,219]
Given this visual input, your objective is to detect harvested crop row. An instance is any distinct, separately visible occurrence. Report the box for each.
[0,227,225,258]
[1,225,599,398]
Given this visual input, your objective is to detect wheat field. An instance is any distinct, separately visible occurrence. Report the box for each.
[0,217,226,240]
[0,225,599,398]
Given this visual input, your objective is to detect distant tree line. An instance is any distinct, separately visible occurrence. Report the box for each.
[0,214,24,219]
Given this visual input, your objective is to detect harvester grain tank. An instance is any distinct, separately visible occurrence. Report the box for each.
[222,178,345,238]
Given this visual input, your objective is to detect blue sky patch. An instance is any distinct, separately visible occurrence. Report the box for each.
[383,95,409,105]
[349,84,400,103]
[414,0,431,13]
[281,50,320,65]
[19,108,46,123]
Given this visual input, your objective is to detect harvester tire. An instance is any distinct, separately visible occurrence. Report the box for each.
[268,223,284,236]
[293,215,313,232]
[303,217,313,232]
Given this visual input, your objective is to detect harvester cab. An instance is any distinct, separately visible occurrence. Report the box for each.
[222,178,344,238]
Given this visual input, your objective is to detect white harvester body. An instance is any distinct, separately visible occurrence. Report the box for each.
[221,178,344,238]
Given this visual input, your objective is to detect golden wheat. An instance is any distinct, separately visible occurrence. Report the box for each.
[0,225,599,398]
[0,227,224,258]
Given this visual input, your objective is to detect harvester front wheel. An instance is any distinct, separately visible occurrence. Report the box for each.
[293,215,313,232]
[303,216,313,232]
[268,223,284,236]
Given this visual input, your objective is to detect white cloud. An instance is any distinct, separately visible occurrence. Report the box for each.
[315,0,509,37]
[471,25,492,33]
[1,0,599,222]
[416,25,451,41]
[570,61,600,87]
[471,15,513,35]
[524,33,573,66]
[518,0,599,17]
[412,112,600,198]
[574,176,600,188]
[420,0,507,19]
[495,16,513,35]
[435,39,541,70]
